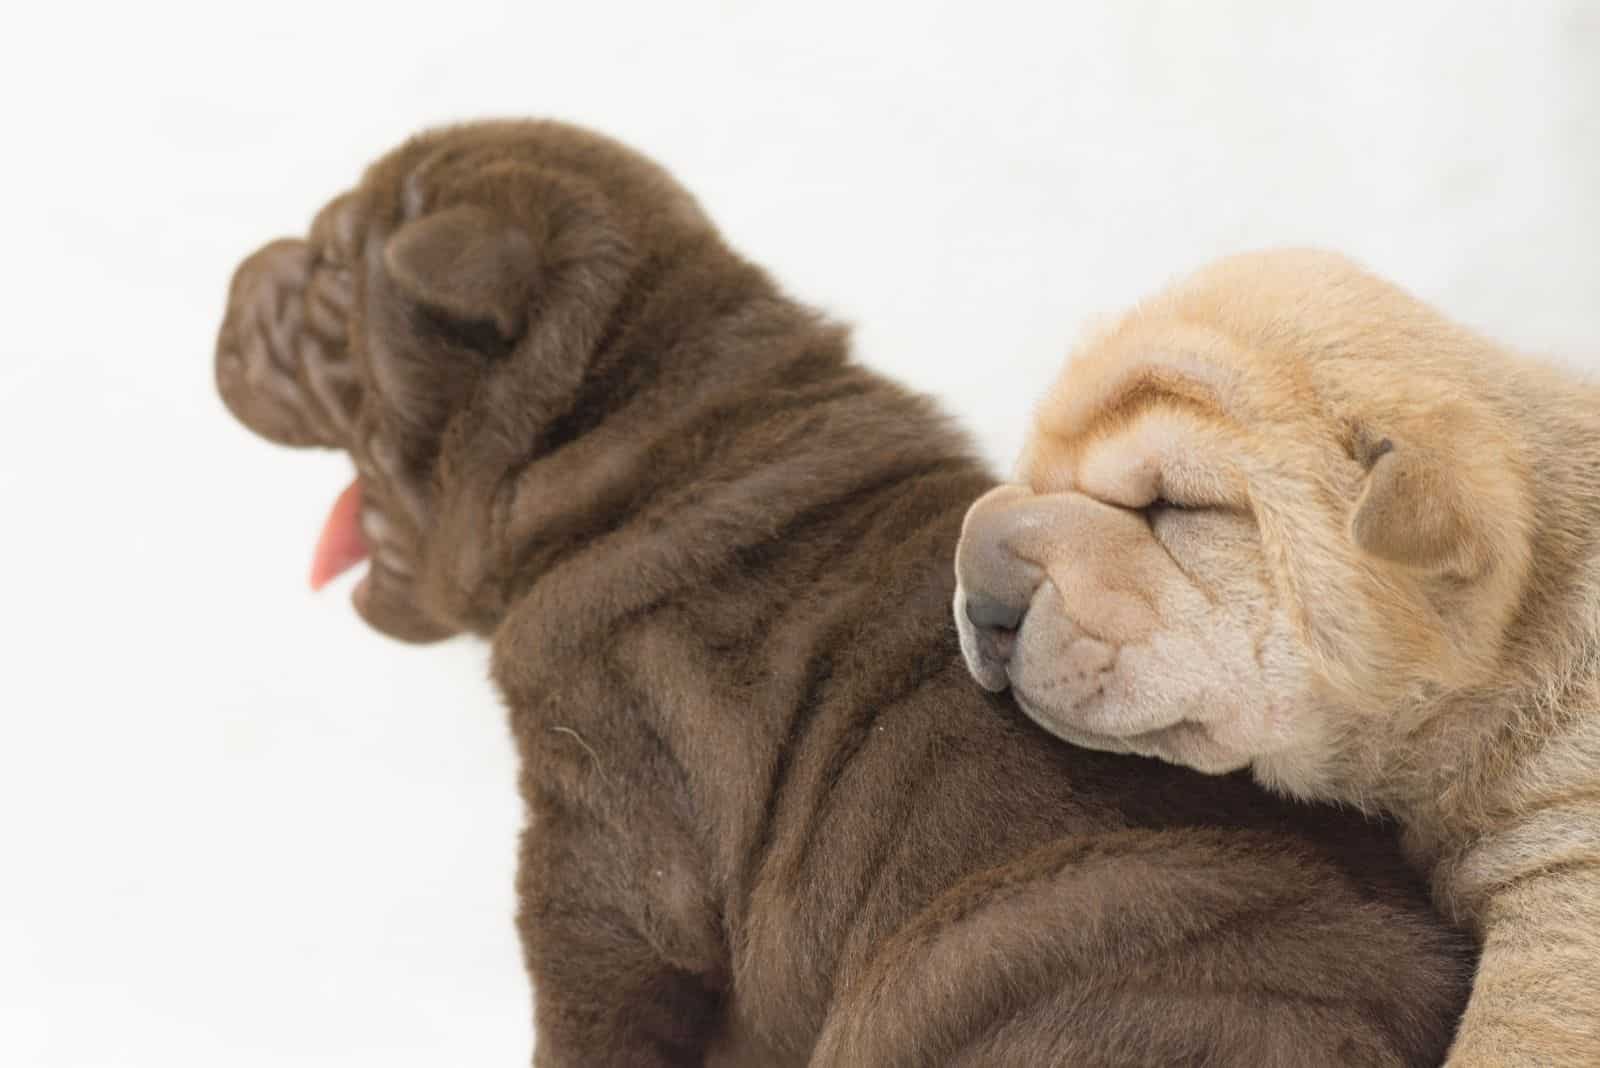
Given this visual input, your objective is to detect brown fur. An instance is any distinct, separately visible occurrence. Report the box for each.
[218,126,1471,1066]
[960,248,1599,1065]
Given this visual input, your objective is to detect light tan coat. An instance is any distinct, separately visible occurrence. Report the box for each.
[955,249,1600,1065]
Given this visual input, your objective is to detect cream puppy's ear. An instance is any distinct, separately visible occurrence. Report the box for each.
[1349,434,1473,569]
[1348,407,1529,579]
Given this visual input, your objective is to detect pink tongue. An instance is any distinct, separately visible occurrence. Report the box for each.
[310,478,370,590]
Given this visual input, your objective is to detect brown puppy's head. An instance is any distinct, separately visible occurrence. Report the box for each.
[955,249,1534,796]
[215,120,710,641]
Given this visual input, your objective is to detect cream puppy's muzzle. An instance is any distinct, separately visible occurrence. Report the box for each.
[955,483,1306,774]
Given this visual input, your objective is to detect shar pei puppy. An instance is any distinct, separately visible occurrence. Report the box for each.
[217,125,1470,1066]
[956,247,1598,1066]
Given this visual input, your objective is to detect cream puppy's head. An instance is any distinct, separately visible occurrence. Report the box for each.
[955,249,1534,796]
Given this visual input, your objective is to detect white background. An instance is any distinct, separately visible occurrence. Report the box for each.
[3,2,1596,1065]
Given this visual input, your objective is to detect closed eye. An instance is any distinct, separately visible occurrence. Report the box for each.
[1142,495,1187,515]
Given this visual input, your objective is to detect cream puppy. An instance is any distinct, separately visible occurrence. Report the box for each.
[955,249,1600,1066]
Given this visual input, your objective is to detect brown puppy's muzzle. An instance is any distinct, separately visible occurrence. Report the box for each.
[215,238,359,450]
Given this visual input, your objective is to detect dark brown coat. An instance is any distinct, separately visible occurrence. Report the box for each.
[215,120,1471,1066]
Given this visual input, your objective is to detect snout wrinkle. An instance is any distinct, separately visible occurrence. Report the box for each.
[955,484,1180,725]
[215,238,360,450]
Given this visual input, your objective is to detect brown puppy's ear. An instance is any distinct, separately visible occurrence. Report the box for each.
[382,204,538,340]
[1348,412,1526,577]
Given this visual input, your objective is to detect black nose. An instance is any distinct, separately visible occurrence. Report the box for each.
[965,592,1025,665]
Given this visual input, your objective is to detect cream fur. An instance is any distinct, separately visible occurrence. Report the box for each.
[955,248,1600,1066]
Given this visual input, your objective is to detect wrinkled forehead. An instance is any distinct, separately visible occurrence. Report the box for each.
[295,132,544,278]
[316,122,709,250]
[1033,319,1282,441]
[300,145,436,263]
[308,190,368,261]
[1018,325,1311,508]
[1020,395,1253,511]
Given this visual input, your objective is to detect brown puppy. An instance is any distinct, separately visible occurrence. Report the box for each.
[217,128,1471,1066]
[956,247,1599,1066]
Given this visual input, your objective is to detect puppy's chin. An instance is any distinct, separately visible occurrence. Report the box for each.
[1012,690,1252,775]
[351,565,458,644]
